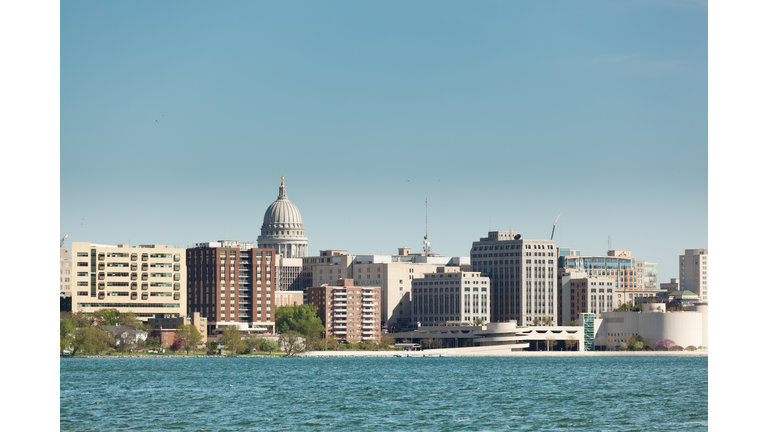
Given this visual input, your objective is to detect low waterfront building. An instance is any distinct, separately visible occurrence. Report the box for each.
[306,279,381,343]
[71,242,186,322]
[391,322,585,351]
[594,302,708,350]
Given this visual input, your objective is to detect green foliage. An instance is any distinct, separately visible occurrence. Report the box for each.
[279,330,305,357]
[379,335,395,349]
[91,308,144,330]
[219,326,245,355]
[71,326,113,356]
[206,341,219,353]
[275,304,325,339]
[615,303,642,312]
[60,318,78,353]
[258,338,281,354]
[175,324,203,354]
[473,317,484,325]
[569,320,578,326]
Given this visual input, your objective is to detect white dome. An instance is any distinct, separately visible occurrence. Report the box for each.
[258,178,308,258]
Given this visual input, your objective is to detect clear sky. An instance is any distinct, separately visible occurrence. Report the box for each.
[60,0,707,284]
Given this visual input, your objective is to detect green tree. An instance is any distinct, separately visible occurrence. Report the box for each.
[275,304,325,339]
[379,335,395,350]
[279,330,305,357]
[71,326,113,356]
[219,326,245,355]
[569,320,577,326]
[60,318,78,353]
[175,325,203,354]
[473,317,484,325]
[532,317,540,326]
[565,336,578,351]
[259,338,281,354]
[543,316,553,326]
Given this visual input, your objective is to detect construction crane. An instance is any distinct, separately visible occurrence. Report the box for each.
[60,234,68,248]
[550,212,561,241]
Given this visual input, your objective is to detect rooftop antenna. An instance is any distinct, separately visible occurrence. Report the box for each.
[550,212,562,241]
[423,198,430,257]
[60,234,68,248]
[607,235,612,253]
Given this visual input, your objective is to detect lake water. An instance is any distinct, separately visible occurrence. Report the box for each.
[60,356,707,431]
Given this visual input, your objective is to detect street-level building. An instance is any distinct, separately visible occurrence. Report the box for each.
[71,242,186,321]
[471,231,557,325]
[411,267,490,325]
[306,279,381,343]
[147,311,209,344]
[186,241,276,335]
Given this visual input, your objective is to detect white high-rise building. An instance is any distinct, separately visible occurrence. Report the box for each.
[679,249,708,302]
[257,177,308,258]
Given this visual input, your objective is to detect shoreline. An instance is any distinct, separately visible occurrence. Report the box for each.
[61,350,707,359]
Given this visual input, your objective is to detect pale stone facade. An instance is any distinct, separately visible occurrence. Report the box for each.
[680,249,708,303]
[71,242,186,321]
[412,267,490,325]
[257,178,308,258]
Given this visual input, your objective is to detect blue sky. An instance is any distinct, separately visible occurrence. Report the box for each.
[59,0,707,284]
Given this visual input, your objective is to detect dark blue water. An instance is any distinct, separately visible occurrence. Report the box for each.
[60,356,707,431]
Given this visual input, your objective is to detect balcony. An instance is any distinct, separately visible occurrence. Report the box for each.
[142,273,148,281]
[131,273,138,281]
[142,254,148,261]
[131,254,138,261]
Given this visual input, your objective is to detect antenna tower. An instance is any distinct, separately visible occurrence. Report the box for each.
[423,198,430,257]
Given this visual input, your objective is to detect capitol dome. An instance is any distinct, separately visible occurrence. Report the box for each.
[257,177,308,258]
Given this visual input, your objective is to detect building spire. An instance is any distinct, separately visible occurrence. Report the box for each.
[278,176,287,199]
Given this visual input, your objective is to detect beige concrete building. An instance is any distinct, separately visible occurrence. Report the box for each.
[472,231,558,325]
[305,249,468,325]
[560,270,616,325]
[680,249,708,303]
[274,290,304,307]
[71,242,186,321]
[60,248,72,297]
[412,267,490,325]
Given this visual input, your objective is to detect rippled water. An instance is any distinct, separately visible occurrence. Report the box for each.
[60,356,707,431]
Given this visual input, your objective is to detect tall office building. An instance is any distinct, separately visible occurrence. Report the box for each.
[257,177,308,258]
[679,249,708,302]
[71,242,186,321]
[471,231,557,325]
[186,241,276,335]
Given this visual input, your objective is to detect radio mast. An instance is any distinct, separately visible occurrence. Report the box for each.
[423,198,430,257]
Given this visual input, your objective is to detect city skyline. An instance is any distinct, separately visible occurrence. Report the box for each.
[60,1,707,285]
